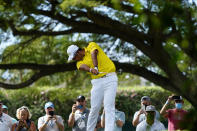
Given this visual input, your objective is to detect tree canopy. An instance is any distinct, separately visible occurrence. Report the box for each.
[0,0,197,108]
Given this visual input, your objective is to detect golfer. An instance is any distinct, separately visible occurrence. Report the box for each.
[67,42,118,131]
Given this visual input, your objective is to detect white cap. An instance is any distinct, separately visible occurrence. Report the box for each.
[145,105,156,112]
[141,96,150,102]
[67,45,79,62]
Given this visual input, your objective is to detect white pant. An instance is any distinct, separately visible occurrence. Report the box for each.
[87,73,118,131]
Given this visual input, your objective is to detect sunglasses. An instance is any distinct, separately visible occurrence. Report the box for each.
[77,100,85,102]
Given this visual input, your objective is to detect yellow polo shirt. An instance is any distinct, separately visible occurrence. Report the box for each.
[77,42,116,79]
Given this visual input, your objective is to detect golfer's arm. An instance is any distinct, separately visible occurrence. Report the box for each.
[79,64,91,72]
[91,49,98,67]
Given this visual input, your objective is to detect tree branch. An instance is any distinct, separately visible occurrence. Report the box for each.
[0,62,180,93]
[0,63,76,70]
[113,61,181,93]
[0,71,43,89]
[0,63,76,89]
[10,24,81,36]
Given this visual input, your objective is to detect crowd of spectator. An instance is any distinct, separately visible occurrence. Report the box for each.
[0,95,188,131]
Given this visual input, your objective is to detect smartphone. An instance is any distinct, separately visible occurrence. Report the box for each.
[141,104,147,111]
[77,105,83,109]
[172,96,181,100]
[49,111,54,116]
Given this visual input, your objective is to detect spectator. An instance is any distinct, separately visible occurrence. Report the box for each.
[101,108,125,131]
[94,110,104,131]
[11,106,36,131]
[2,105,17,123]
[0,101,14,131]
[68,95,90,131]
[38,102,64,131]
[132,96,160,126]
[160,95,187,131]
[136,105,165,131]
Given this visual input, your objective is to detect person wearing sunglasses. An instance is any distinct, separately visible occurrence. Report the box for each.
[160,95,188,131]
[132,96,160,127]
[136,105,165,131]
[38,102,64,131]
[68,95,89,131]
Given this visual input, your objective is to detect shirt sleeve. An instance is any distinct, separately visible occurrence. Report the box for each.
[161,123,166,130]
[38,117,44,129]
[136,122,143,131]
[133,111,138,121]
[8,116,13,129]
[12,118,17,124]
[119,112,125,124]
[155,110,160,119]
[88,42,99,53]
[76,61,83,70]
[57,116,64,126]
[160,122,166,130]
[165,109,171,118]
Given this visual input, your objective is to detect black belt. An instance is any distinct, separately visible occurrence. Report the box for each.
[100,75,107,78]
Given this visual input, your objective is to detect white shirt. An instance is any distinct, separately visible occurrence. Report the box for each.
[38,115,64,131]
[136,119,165,131]
[101,109,125,131]
[0,113,14,131]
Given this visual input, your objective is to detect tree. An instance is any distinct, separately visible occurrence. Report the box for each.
[0,0,197,108]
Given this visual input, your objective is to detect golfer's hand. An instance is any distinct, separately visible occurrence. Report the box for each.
[90,68,99,75]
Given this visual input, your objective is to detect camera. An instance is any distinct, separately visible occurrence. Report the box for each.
[77,105,83,109]
[172,96,181,100]
[49,111,54,117]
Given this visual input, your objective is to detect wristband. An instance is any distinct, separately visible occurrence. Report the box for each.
[94,66,98,71]
[89,68,92,73]
[165,100,169,105]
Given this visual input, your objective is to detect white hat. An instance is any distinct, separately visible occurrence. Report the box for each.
[145,105,156,112]
[67,45,79,62]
